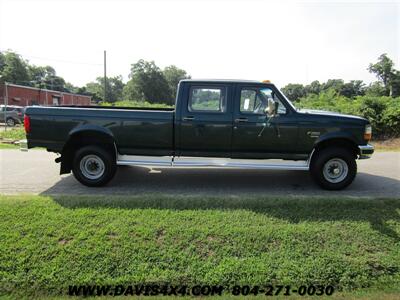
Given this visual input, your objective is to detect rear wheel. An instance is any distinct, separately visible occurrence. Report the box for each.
[6,118,15,127]
[310,147,357,190]
[72,145,116,187]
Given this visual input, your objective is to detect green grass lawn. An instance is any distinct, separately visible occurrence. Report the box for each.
[0,195,399,299]
[0,143,19,149]
[0,127,26,149]
[0,127,26,140]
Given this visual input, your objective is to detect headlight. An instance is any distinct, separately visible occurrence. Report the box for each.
[364,124,372,141]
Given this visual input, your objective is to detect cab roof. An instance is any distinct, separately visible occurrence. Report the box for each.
[180,79,272,85]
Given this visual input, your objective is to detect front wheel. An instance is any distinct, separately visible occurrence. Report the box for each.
[310,147,357,190]
[72,145,117,187]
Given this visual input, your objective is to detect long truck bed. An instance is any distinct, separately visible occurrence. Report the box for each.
[26,106,175,156]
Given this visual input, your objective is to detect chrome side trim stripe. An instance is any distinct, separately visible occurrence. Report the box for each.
[116,155,309,170]
[117,155,172,166]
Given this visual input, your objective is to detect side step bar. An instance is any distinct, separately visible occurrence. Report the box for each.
[116,155,309,171]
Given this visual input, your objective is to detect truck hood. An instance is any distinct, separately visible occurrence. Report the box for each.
[297,108,367,121]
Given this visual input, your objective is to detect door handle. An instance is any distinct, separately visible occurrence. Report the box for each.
[234,117,248,123]
[183,116,195,121]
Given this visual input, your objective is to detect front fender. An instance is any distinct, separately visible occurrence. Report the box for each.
[314,131,357,147]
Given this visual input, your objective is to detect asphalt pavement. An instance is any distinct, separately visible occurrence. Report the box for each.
[0,150,399,197]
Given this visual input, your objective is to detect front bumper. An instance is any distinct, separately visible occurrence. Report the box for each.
[19,139,28,152]
[358,144,374,159]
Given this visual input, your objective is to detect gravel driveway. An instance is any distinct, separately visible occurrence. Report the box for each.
[0,150,399,197]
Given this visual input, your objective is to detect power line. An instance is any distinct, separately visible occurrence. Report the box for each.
[25,55,102,66]
[6,80,72,88]
[0,49,102,66]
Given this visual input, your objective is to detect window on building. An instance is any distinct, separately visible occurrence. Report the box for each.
[52,96,60,106]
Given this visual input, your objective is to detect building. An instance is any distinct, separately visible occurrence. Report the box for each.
[0,83,92,107]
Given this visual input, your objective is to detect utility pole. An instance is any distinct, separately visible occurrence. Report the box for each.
[104,50,107,102]
[45,86,48,106]
[42,79,48,106]
[4,82,8,131]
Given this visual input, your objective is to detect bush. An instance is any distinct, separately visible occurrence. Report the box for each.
[296,90,400,138]
[381,99,400,136]
[297,89,359,115]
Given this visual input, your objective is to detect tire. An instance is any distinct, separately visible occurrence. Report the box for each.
[6,118,15,127]
[72,145,117,187]
[310,147,357,190]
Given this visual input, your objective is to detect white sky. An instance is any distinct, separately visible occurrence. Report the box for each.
[0,0,399,88]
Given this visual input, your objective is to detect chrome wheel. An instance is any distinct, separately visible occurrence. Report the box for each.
[79,154,105,180]
[322,158,348,183]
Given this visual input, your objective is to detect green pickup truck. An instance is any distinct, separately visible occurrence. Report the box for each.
[24,79,374,190]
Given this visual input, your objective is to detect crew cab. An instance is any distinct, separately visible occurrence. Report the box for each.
[23,79,374,190]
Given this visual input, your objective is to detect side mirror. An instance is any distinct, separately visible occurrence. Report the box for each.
[266,98,278,117]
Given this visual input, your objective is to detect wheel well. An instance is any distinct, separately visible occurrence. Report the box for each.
[60,131,116,174]
[312,138,358,160]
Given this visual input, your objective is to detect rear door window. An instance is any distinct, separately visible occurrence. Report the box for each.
[188,87,227,112]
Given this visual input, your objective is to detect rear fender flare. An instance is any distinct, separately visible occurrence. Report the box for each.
[60,125,116,174]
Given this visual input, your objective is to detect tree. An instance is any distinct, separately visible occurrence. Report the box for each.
[305,80,322,95]
[163,65,190,100]
[368,54,395,96]
[365,82,386,97]
[0,51,69,91]
[390,70,400,97]
[109,76,125,101]
[64,82,79,93]
[320,79,365,98]
[0,51,30,84]
[340,80,365,98]
[86,75,124,102]
[322,79,344,94]
[0,52,5,74]
[125,60,172,104]
[85,81,103,101]
[33,66,66,91]
[123,80,142,101]
[281,83,306,101]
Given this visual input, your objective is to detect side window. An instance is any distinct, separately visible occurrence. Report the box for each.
[189,87,226,112]
[259,88,287,115]
[240,87,287,115]
[239,88,270,114]
[240,89,257,112]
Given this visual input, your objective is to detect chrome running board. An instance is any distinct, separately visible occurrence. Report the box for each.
[117,155,309,170]
[117,155,172,166]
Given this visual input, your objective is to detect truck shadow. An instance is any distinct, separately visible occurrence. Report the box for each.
[41,165,400,197]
